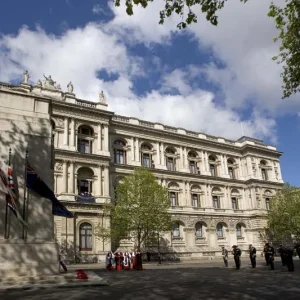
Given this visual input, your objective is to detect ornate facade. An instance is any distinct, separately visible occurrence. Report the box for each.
[0,73,284,263]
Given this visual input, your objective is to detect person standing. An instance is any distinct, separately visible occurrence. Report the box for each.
[264,243,269,266]
[278,244,286,266]
[232,245,242,270]
[286,246,295,272]
[249,244,256,268]
[221,246,228,267]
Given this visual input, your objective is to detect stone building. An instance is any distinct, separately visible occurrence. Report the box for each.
[0,73,284,263]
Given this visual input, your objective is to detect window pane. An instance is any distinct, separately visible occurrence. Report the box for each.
[79,223,92,250]
[262,169,268,180]
[142,153,151,168]
[172,224,180,237]
[232,198,238,210]
[170,192,176,206]
[266,198,270,210]
[217,224,223,237]
[213,196,219,209]
[192,194,198,207]
[210,164,215,176]
[167,158,174,171]
[236,225,242,237]
[196,224,202,237]
[115,149,125,164]
[78,139,90,153]
[190,161,197,174]
[228,167,234,179]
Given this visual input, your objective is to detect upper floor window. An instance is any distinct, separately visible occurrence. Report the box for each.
[77,167,94,196]
[169,191,177,207]
[213,196,220,209]
[77,125,94,154]
[217,223,223,238]
[141,143,153,168]
[236,224,242,237]
[113,140,126,164]
[232,197,238,210]
[260,160,268,180]
[227,158,236,179]
[188,151,198,174]
[266,198,270,211]
[166,147,176,171]
[209,155,217,177]
[192,193,199,207]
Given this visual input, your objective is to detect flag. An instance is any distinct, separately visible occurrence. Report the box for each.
[0,167,28,226]
[26,161,73,218]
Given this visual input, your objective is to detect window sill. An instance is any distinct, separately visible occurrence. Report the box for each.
[214,209,225,212]
[217,237,226,241]
[233,209,244,213]
[171,206,183,210]
[193,207,205,211]
[79,249,93,252]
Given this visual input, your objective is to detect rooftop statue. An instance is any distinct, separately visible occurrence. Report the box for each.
[99,90,106,104]
[23,71,30,84]
[43,74,56,89]
[67,81,74,93]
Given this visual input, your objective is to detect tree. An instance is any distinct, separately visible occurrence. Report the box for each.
[267,183,300,244]
[95,167,172,251]
[115,0,300,99]
[268,1,300,99]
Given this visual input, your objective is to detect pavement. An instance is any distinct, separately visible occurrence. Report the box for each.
[1,257,300,299]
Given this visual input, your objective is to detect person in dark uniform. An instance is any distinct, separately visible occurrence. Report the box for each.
[266,243,275,270]
[232,245,242,270]
[264,243,270,266]
[249,244,256,268]
[286,246,295,272]
[278,244,286,266]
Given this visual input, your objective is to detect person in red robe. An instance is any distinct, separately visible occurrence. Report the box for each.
[114,251,123,271]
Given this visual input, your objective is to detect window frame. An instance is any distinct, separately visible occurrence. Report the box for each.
[79,223,93,251]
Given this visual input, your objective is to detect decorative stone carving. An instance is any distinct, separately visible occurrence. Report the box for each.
[55,163,63,171]
[256,197,261,208]
[67,81,74,93]
[43,74,57,89]
[36,80,42,87]
[54,118,64,128]
[23,70,30,84]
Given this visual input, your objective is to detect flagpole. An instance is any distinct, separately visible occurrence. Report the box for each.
[22,149,28,240]
[4,148,12,239]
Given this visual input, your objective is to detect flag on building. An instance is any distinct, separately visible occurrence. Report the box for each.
[26,161,73,218]
[0,167,28,226]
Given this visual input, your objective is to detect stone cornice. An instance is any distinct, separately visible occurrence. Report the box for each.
[110,164,282,188]
[55,149,110,166]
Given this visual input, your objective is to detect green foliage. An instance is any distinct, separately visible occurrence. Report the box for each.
[268,1,300,99]
[114,0,248,29]
[267,183,300,243]
[95,167,172,250]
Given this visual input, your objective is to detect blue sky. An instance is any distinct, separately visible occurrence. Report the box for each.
[0,0,299,186]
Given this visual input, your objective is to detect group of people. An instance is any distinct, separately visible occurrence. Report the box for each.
[105,250,143,271]
[221,243,297,271]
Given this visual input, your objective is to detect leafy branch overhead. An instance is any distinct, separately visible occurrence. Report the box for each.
[95,168,172,250]
[115,0,300,99]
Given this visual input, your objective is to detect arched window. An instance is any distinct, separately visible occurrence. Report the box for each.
[172,223,180,237]
[266,198,270,210]
[236,224,242,237]
[260,160,268,181]
[195,223,203,238]
[79,222,92,251]
[209,155,217,177]
[141,143,152,168]
[77,167,94,196]
[114,140,126,164]
[227,158,235,179]
[188,151,198,174]
[165,147,176,171]
[217,223,223,238]
[77,125,94,154]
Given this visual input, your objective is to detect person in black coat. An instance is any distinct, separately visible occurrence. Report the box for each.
[249,244,256,268]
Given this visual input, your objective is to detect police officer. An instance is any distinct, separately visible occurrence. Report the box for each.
[264,243,269,266]
[266,243,275,270]
[249,244,256,268]
[278,244,286,266]
[286,246,295,272]
[232,245,242,270]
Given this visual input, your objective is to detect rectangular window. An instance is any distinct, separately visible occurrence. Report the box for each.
[192,194,199,207]
[266,198,270,210]
[78,139,91,154]
[228,167,235,179]
[142,153,151,168]
[210,164,216,177]
[232,197,238,210]
[167,157,175,171]
[213,196,220,209]
[169,192,177,207]
[79,180,90,194]
[114,149,125,164]
[262,169,268,180]
[189,161,197,174]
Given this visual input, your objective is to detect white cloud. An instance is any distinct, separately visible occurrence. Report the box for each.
[0,10,277,142]
[92,4,110,16]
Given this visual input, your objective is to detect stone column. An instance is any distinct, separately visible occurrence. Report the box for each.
[277,161,282,181]
[246,157,253,178]
[131,138,135,162]
[201,151,205,174]
[207,184,212,208]
[103,125,109,151]
[63,117,69,146]
[70,119,75,148]
[156,142,160,166]
[255,158,260,179]
[186,181,190,206]
[242,189,247,210]
[98,125,102,151]
[161,143,165,166]
[238,158,242,179]
[184,147,188,169]
[99,166,103,196]
[63,161,68,193]
[54,131,58,148]
[68,162,74,194]
[135,138,139,162]
[180,147,184,169]
[205,152,209,172]
[224,155,228,175]
[104,166,109,196]
[220,155,224,176]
